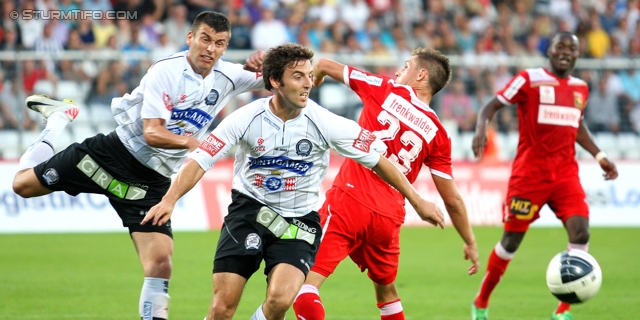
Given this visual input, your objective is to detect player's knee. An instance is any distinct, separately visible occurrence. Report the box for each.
[264,291,294,316]
[209,298,237,319]
[142,256,172,278]
[12,175,34,198]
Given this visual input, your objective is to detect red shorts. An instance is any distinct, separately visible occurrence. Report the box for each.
[311,188,403,285]
[503,175,589,232]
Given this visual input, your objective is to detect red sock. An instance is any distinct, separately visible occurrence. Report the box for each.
[293,285,325,320]
[377,299,404,320]
[555,301,571,314]
[474,248,512,309]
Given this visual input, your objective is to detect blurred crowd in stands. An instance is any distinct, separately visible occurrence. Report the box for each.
[1,0,640,136]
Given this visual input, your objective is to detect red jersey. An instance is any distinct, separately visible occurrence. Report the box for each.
[496,68,589,181]
[332,66,453,223]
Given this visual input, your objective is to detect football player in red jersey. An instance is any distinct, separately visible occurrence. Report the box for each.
[292,48,479,320]
[470,32,618,320]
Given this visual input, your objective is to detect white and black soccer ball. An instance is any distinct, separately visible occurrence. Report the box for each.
[546,250,602,304]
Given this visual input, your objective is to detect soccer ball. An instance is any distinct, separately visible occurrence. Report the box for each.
[546,250,602,304]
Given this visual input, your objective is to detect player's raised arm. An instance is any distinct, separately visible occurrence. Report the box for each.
[141,160,206,226]
[372,156,445,228]
[472,97,506,158]
[243,50,266,72]
[432,175,479,275]
[576,120,618,180]
[312,58,347,87]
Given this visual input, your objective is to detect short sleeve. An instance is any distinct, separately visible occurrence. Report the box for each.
[140,65,174,123]
[343,65,391,101]
[496,71,529,105]
[188,108,246,171]
[423,133,453,179]
[229,63,265,93]
[322,110,386,169]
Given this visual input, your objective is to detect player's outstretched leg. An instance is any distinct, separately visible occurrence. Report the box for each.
[20,95,79,169]
[293,283,325,320]
[13,95,79,197]
[472,242,515,320]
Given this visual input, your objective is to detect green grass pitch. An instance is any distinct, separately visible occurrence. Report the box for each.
[1,227,638,319]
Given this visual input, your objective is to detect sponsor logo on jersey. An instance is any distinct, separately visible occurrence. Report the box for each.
[537,105,581,128]
[295,139,312,156]
[170,108,214,129]
[353,128,376,152]
[256,72,263,79]
[245,233,261,249]
[178,94,187,103]
[574,92,585,109]
[381,93,438,143]
[263,116,281,130]
[254,137,266,152]
[349,69,382,86]
[42,168,59,185]
[76,154,147,200]
[292,218,317,233]
[254,174,297,193]
[200,134,226,157]
[539,85,555,104]
[205,89,219,105]
[248,156,313,175]
[162,92,173,111]
[508,197,539,220]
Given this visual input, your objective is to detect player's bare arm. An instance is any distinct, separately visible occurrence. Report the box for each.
[142,160,206,226]
[372,156,445,228]
[243,50,266,72]
[432,175,480,275]
[576,120,618,180]
[472,97,506,158]
[312,58,347,87]
[143,118,201,151]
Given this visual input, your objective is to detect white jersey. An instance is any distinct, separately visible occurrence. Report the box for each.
[189,97,387,217]
[111,51,264,177]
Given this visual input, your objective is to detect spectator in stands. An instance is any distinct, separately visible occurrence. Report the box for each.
[611,17,630,53]
[619,68,640,101]
[56,59,91,83]
[455,14,476,55]
[1,24,21,51]
[586,75,621,133]
[93,17,118,49]
[600,0,619,33]
[510,1,534,42]
[82,0,112,11]
[85,60,124,107]
[0,76,38,131]
[250,8,289,50]
[35,22,63,73]
[16,1,45,49]
[228,10,252,50]
[164,4,191,50]
[308,0,338,27]
[340,0,369,33]
[440,79,476,132]
[77,19,96,49]
[586,12,611,58]
[151,32,179,62]
[22,60,55,96]
[138,13,163,49]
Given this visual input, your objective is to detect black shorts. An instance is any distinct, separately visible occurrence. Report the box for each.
[213,190,322,279]
[33,131,173,236]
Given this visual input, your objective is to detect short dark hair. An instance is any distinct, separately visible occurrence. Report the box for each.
[191,11,231,34]
[262,43,314,91]
[412,48,452,96]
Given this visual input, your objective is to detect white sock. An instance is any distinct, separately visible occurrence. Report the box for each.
[568,242,589,252]
[139,277,170,320]
[249,304,267,320]
[18,112,70,170]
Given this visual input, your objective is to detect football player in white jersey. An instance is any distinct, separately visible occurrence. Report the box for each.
[142,43,446,320]
[13,11,265,320]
